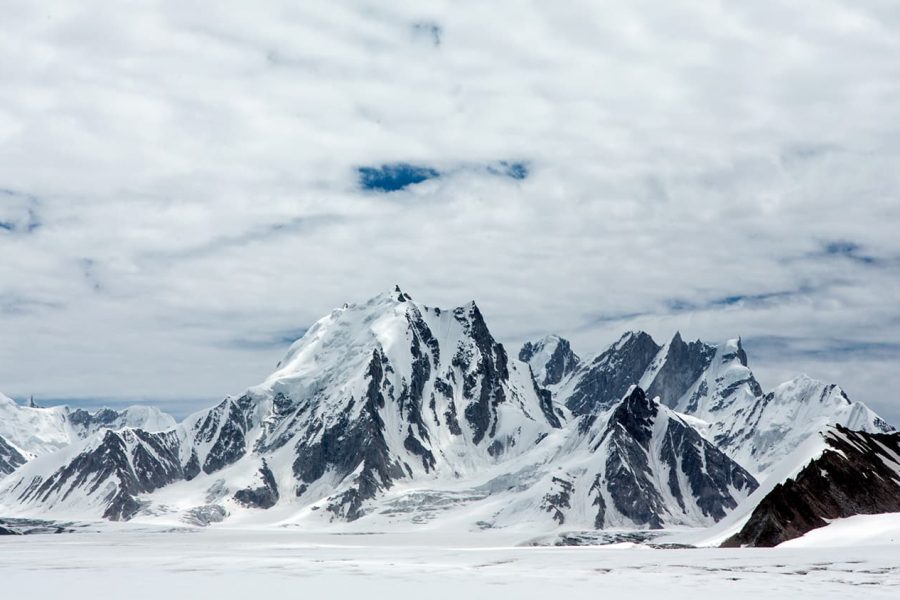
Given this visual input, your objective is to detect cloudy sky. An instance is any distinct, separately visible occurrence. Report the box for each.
[2,1,899,422]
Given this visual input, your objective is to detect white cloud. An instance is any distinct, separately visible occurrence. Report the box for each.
[1,0,899,422]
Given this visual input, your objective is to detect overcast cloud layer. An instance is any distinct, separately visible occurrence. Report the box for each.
[2,1,899,422]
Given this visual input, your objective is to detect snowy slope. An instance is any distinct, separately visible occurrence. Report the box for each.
[656,342,891,476]
[518,335,580,387]
[0,433,26,475]
[778,512,900,547]
[658,431,832,547]
[0,289,755,530]
[1,427,185,519]
[722,425,900,547]
[0,289,562,522]
[524,332,893,477]
[488,386,757,530]
[0,391,175,474]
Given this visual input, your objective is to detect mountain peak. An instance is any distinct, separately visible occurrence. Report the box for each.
[613,330,656,350]
[612,386,658,433]
[519,335,580,387]
[720,337,749,367]
[564,334,660,415]
[646,333,716,408]
[367,286,413,307]
[392,284,412,302]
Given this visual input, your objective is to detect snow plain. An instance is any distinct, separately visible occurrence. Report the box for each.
[2,525,900,599]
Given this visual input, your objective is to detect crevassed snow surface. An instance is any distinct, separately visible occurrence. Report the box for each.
[1,529,899,599]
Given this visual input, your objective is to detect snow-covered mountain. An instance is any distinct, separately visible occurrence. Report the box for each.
[519,335,580,387]
[531,332,893,477]
[500,386,757,529]
[0,435,25,476]
[722,425,900,547]
[0,391,175,475]
[0,289,757,529]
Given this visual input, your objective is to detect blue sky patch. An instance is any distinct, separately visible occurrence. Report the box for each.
[489,161,529,180]
[358,163,440,192]
[822,240,878,265]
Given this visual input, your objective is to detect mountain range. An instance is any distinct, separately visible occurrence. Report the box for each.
[0,288,894,543]
[0,392,174,476]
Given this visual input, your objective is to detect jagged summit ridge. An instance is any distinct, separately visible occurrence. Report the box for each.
[0,391,176,476]
[0,291,565,523]
[520,331,892,476]
[0,290,892,533]
[723,425,900,547]
[519,335,581,387]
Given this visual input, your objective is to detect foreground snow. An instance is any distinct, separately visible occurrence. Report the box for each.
[2,527,899,599]
[781,513,900,548]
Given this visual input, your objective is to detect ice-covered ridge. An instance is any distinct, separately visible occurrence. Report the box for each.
[0,391,176,473]
[520,331,892,476]
[1,289,893,533]
[0,291,758,531]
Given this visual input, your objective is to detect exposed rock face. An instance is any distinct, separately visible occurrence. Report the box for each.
[646,333,717,407]
[525,332,891,477]
[0,391,176,462]
[491,386,758,530]
[722,426,900,547]
[234,461,280,509]
[8,428,185,520]
[562,332,660,415]
[193,398,249,475]
[519,335,580,386]
[590,387,757,529]
[0,435,26,476]
[0,290,891,532]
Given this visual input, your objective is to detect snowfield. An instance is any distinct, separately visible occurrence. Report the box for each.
[2,525,900,599]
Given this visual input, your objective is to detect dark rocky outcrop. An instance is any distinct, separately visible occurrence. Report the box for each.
[292,350,406,520]
[723,426,900,547]
[193,399,249,475]
[234,461,280,509]
[659,412,758,520]
[566,332,661,415]
[541,476,574,524]
[593,387,757,529]
[453,302,511,445]
[519,336,580,386]
[0,434,26,476]
[599,387,669,528]
[12,429,184,521]
[67,407,125,430]
[647,333,716,408]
